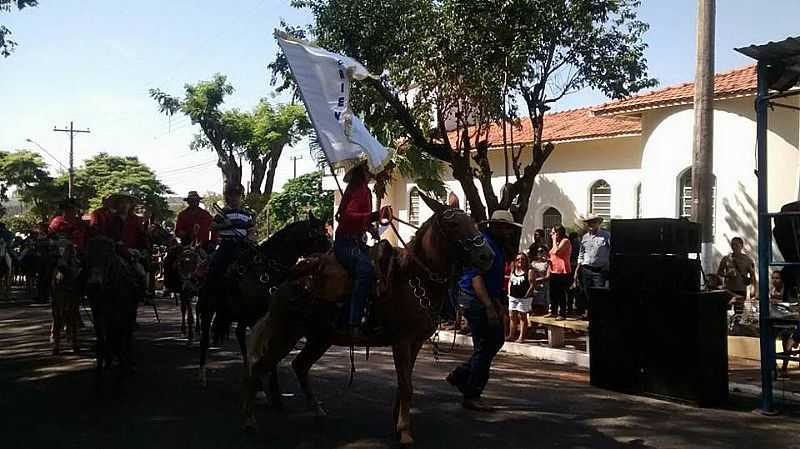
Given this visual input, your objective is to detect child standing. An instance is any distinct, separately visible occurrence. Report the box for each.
[507,253,532,342]
[530,247,550,316]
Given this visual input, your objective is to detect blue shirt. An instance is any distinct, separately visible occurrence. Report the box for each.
[458,231,505,299]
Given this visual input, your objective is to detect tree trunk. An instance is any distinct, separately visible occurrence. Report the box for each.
[249,158,267,196]
[262,154,281,203]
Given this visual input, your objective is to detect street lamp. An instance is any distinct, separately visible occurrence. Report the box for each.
[24,138,68,172]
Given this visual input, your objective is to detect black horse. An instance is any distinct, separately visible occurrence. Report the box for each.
[198,214,330,394]
[85,236,143,393]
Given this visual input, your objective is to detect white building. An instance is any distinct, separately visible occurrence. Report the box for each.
[330,65,800,264]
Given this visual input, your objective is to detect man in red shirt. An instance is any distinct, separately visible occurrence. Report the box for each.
[175,191,212,250]
[49,198,87,254]
[89,195,115,238]
[334,162,392,337]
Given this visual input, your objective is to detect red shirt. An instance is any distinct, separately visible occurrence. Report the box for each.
[89,207,114,237]
[335,182,374,237]
[175,206,213,248]
[549,238,572,274]
[48,215,87,252]
[121,213,148,250]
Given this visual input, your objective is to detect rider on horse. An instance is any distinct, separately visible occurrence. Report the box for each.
[175,191,213,250]
[48,198,87,255]
[207,182,256,293]
[89,192,149,289]
[334,161,392,338]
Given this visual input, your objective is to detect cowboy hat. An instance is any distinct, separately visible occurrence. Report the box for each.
[580,213,604,223]
[481,210,523,228]
[184,191,203,202]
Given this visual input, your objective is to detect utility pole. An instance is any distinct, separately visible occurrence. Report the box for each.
[53,121,91,198]
[691,0,715,274]
[290,155,303,179]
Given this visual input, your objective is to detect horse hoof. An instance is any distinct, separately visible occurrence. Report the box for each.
[314,404,328,419]
[399,433,414,447]
[242,416,258,433]
[198,371,207,388]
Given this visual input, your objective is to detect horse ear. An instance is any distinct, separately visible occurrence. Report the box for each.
[419,191,447,215]
[307,210,317,221]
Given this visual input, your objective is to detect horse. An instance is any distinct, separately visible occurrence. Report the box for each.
[175,243,207,346]
[197,214,331,391]
[49,238,81,354]
[85,236,142,392]
[242,193,495,445]
[18,237,55,302]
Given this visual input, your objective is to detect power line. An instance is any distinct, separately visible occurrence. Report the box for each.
[158,158,218,175]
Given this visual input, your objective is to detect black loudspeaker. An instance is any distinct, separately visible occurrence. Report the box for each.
[588,287,640,392]
[611,218,701,255]
[610,254,700,293]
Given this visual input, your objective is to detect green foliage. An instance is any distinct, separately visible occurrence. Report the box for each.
[277,0,656,222]
[69,153,174,220]
[5,211,39,234]
[393,146,446,198]
[150,76,311,199]
[201,191,223,212]
[0,0,37,57]
[267,171,332,234]
[0,149,62,219]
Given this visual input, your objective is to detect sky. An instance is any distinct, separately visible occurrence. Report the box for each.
[1,0,799,197]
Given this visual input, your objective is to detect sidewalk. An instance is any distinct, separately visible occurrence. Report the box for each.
[439,329,800,407]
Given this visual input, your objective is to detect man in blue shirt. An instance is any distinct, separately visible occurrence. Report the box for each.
[574,214,611,320]
[447,210,520,411]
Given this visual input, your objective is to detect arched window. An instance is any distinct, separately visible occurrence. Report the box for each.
[542,207,562,229]
[409,187,420,227]
[678,168,716,233]
[635,183,642,219]
[590,180,612,221]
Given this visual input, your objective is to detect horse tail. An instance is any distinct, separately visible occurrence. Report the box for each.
[211,307,232,344]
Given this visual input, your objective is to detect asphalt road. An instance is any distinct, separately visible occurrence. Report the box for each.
[2,295,800,449]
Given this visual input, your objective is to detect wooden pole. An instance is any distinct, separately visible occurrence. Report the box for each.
[691,0,715,273]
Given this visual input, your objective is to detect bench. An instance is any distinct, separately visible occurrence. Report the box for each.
[528,316,589,349]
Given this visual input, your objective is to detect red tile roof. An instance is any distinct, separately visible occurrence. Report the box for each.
[592,65,757,116]
[447,107,641,150]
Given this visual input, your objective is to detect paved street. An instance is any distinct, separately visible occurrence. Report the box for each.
[2,295,800,449]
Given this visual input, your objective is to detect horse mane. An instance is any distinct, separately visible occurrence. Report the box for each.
[257,220,310,253]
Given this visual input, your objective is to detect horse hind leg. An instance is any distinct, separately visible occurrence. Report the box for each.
[186,296,195,346]
[198,292,211,387]
[292,335,331,418]
[180,294,187,335]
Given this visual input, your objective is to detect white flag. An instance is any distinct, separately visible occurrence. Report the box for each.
[275,31,390,173]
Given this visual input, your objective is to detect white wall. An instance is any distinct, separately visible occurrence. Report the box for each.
[331,95,800,263]
[639,96,800,263]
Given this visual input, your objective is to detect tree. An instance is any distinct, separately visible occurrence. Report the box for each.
[267,171,332,234]
[0,149,61,220]
[277,0,656,222]
[150,76,311,202]
[1,0,37,58]
[70,153,174,220]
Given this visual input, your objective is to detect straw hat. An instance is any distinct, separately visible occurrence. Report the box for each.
[580,213,604,224]
[481,210,523,228]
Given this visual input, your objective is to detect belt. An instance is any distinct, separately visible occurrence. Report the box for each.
[582,264,607,273]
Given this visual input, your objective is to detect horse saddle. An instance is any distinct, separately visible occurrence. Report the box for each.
[296,239,401,304]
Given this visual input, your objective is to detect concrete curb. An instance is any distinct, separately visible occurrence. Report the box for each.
[436,331,590,368]
[438,331,800,403]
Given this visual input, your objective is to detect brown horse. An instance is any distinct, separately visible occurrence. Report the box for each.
[242,194,495,446]
[50,238,81,354]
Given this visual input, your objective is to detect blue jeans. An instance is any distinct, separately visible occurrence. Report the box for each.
[334,235,374,326]
[449,291,505,399]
